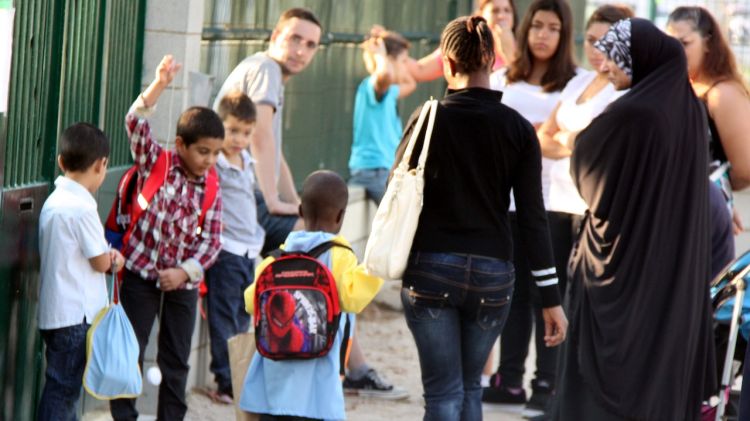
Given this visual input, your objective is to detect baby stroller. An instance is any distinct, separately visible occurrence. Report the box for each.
[709,249,750,421]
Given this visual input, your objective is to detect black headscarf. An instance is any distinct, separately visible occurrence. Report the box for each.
[567,18,715,420]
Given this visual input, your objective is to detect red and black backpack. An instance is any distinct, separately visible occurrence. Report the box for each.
[104,150,218,295]
[254,241,352,361]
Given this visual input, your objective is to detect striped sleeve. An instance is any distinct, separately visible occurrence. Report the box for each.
[513,121,562,308]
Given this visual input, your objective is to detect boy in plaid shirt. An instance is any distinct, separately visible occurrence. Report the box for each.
[110,55,224,421]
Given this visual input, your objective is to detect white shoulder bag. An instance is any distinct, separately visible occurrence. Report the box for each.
[363,99,438,280]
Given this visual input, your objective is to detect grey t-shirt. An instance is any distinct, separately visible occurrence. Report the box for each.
[213,52,284,180]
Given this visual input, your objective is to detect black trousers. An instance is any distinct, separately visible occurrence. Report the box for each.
[498,211,582,388]
[110,270,198,421]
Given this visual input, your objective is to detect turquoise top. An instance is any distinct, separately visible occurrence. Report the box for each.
[348,75,402,171]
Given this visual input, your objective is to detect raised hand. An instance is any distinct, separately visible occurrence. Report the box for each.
[155,54,182,86]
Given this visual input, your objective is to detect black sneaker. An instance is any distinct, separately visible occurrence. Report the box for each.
[522,379,553,418]
[343,368,409,400]
[482,373,527,404]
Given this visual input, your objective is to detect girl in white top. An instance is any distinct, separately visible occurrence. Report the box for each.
[482,0,579,415]
[538,5,634,216]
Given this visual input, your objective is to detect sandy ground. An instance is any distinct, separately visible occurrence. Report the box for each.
[84,292,531,421]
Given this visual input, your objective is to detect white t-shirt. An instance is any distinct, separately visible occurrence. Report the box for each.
[549,70,625,215]
[39,176,109,330]
[490,68,570,210]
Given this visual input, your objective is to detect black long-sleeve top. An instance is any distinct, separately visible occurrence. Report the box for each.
[397,87,561,307]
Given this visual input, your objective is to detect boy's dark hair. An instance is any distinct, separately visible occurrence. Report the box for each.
[381,31,411,57]
[587,4,634,29]
[176,107,225,147]
[300,170,348,221]
[217,90,257,123]
[277,7,322,30]
[59,123,110,172]
[507,0,577,93]
[441,16,495,74]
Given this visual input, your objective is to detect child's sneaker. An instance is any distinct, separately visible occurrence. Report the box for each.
[343,368,409,400]
[482,373,527,404]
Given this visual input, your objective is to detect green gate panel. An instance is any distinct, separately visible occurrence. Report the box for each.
[4,0,65,188]
[100,0,146,167]
[57,0,105,131]
[0,0,146,418]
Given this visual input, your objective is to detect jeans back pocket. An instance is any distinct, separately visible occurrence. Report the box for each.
[401,287,449,321]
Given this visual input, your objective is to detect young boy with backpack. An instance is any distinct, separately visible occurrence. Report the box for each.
[240,170,383,421]
[203,90,264,404]
[38,123,125,421]
[109,55,225,421]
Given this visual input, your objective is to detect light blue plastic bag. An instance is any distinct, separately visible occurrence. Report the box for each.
[83,272,142,399]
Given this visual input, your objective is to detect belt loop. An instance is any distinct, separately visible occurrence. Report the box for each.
[413,251,420,265]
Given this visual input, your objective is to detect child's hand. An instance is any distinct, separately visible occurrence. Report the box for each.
[155,55,182,86]
[110,249,125,272]
[363,37,387,57]
[369,24,386,38]
[157,268,189,291]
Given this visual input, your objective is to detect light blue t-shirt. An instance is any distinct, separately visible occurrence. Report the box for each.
[348,75,402,171]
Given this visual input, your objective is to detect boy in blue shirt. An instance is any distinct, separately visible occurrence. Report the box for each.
[348,30,415,205]
[204,90,264,404]
[241,170,383,421]
[38,123,125,420]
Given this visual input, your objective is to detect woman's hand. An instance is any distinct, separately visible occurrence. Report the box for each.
[542,305,568,347]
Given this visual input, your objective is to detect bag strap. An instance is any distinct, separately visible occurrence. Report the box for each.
[121,149,170,249]
[306,241,353,259]
[398,99,438,171]
[268,241,354,260]
[416,100,438,170]
[339,314,352,378]
[196,166,219,235]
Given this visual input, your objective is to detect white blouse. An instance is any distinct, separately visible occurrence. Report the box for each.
[549,70,624,215]
[490,68,576,211]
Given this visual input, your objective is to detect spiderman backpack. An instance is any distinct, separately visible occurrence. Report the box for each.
[254,241,352,361]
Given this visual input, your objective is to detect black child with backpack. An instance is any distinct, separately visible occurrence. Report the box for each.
[238,170,384,421]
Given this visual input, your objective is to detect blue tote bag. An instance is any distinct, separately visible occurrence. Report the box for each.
[83,272,142,399]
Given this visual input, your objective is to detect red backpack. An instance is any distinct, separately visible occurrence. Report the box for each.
[104,150,218,296]
[254,241,352,361]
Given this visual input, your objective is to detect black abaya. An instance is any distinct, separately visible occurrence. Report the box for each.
[555,18,716,421]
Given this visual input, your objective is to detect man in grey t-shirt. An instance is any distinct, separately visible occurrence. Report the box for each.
[214,7,322,254]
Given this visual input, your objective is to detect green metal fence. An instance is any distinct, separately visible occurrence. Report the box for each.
[0,1,145,419]
[202,0,474,185]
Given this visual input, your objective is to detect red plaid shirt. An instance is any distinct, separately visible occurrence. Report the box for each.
[122,97,222,288]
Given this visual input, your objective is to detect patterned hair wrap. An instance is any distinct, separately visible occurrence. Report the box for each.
[594,18,632,76]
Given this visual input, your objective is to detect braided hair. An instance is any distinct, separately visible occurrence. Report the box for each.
[440,15,495,74]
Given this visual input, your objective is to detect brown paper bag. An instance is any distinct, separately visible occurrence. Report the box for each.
[228,332,259,421]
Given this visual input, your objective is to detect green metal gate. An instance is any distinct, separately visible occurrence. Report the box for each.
[202,0,474,185]
[0,1,145,419]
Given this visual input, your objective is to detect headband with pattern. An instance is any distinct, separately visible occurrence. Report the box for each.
[594,19,632,77]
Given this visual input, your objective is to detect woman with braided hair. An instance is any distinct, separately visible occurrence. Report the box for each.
[396,15,567,421]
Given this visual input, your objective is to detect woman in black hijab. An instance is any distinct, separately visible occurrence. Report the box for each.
[553,18,716,421]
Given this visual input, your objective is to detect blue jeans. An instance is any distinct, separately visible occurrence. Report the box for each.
[349,168,389,205]
[402,252,514,421]
[205,250,254,393]
[38,321,90,421]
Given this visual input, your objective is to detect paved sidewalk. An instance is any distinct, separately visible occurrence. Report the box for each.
[84,301,536,421]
